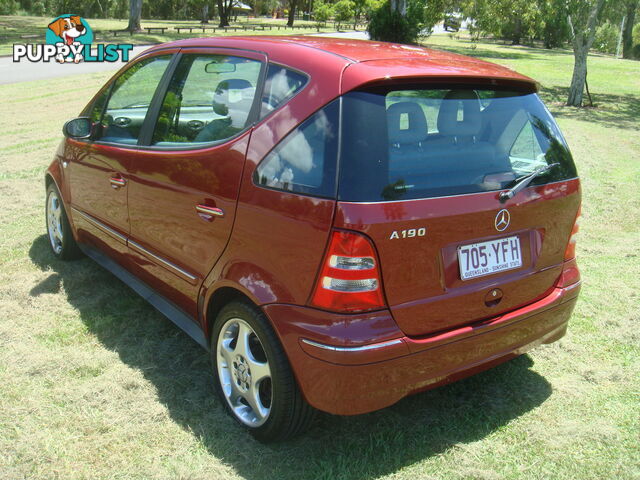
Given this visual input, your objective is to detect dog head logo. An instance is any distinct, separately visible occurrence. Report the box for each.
[48,16,88,45]
[45,14,93,63]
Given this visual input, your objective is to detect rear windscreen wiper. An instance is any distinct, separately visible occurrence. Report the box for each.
[499,163,559,203]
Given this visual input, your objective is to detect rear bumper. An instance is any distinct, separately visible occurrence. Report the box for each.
[264,282,580,415]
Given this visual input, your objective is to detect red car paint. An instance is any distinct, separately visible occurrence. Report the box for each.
[266,283,579,414]
[334,179,581,336]
[47,36,581,416]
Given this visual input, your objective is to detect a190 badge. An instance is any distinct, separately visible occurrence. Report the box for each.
[389,228,426,240]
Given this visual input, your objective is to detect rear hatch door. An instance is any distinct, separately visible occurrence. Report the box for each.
[337,85,580,337]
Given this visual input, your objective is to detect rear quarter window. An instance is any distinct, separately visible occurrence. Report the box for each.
[260,64,308,118]
[253,99,339,198]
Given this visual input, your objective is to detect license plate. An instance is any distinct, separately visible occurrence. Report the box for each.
[458,236,522,280]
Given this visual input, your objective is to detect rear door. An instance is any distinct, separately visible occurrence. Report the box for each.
[124,49,266,317]
[336,86,580,337]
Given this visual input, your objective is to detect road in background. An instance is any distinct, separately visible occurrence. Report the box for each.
[0,45,149,85]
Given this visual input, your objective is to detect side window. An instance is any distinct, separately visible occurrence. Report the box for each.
[152,54,262,146]
[260,64,308,117]
[96,55,172,145]
[254,100,339,198]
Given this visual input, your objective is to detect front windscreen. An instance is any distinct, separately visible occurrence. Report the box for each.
[338,86,577,202]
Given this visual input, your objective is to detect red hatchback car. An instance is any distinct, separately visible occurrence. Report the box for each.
[45,36,581,442]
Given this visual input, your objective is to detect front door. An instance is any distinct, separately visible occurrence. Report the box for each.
[125,50,266,318]
[67,54,174,258]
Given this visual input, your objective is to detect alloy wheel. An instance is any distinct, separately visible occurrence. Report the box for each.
[216,318,272,427]
[47,190,64,255]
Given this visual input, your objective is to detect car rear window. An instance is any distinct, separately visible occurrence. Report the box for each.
[338,86,577,202]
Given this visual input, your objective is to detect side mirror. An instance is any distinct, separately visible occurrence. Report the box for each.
[63,117,93,139]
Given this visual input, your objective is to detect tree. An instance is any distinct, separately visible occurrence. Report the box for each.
[188,0,217,23]
[314,1,333,31]
[334,0,355,29]
[566,0,607,106]
[352,0,375,29]
[201,3,210,23]
[369,0,445,43]
[368,0,418,42]
[127,0,142,32]
[287,0,300,26]
[622,0,639,58]
[539,0,572,48]
[0,0,18,15]
[217,0,236,26]
[461,0,543,45]
[422,0,446,35]
[390,0,406,15]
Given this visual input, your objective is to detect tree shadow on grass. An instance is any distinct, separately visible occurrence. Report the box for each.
[540,86,640,132]
[425,36,572,61]
[429,44,534,61]
[30,234,553,480]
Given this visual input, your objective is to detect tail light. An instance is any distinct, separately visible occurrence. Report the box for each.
[310,230,385,312]
[564,207,581,260]
[559,207,581,288]
[558,258,580,288]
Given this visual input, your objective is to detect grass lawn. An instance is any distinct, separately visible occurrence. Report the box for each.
[0,15,348,56]
[0,33,639,479]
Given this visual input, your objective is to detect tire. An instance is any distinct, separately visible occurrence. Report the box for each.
[211,301,316,442]
[46,183,82,260]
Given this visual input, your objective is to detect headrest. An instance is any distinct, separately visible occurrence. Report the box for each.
[216,78,253,94]
[387,102,428,145]
[437,90,482,137]
[213,79,254,115]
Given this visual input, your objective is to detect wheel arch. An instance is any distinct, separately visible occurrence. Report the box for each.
[201,257,298,346]
[202,282,297,370]
[45,173,55,188]
[45,148,65,193]
[204,285,262,346]
[45,168,76,234]
[45,170,63,197]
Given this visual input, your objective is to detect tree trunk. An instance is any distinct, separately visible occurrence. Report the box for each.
[566,0,605,107]
[622,0,638,59]
[567,44,589,106]
[511,18,522,45]
[202,4,210,24]
[217,0,230,27]
[390,0,406,15]
[616,15,626,58]
[287,0,297,27]
[95,0,105,17]
[127,0,142,32]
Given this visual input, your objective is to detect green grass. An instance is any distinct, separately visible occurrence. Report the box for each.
[0,15,350,56]
[1,33,639,480]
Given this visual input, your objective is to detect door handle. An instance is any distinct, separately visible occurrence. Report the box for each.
[110,176,126,188]
[195,204,224,218]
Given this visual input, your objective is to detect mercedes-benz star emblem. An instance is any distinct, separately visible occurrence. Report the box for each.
[495,209,510,231]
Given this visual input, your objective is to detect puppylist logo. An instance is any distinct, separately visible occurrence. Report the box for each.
[13,14,133,64]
